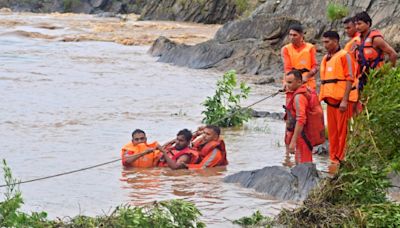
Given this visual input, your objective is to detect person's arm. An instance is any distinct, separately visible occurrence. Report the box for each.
[157,146,189,170]
[339,54,355,112]
[124,148,155,164]
[373,37,397,67]
[288,94,307,153]
[304,46,319,82]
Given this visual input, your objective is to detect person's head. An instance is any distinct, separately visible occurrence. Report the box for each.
[354,11,372,33]
[131,129,147,145]
[288,24,304,46]
[285,70,303,92]
[175,129,192,150]
[322,30,340,53]
[203,125,220,144]
[343,17,357,37]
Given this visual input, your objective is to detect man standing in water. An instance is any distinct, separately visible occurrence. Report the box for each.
[354,11,397,91]
[157,129,199,169]
[121,129,160,168]
[319,31,358,164]
[188,125,228,169]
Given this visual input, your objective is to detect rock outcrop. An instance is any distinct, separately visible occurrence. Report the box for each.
[150,0,400,79]
[139,0,238,24]
[224,163,320,201]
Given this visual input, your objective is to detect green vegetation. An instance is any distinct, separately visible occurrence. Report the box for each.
[233,210,273,227]
[326,2,349,21]
[0,159,205,227]
[202,70,251,127]
[235,0,249,14]
[62,0,80,12]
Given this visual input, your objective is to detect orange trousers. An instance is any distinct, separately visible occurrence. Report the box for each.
[285,131,313,164]
[326,100,353,163]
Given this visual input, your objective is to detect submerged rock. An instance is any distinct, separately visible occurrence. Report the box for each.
[224,163,320,201]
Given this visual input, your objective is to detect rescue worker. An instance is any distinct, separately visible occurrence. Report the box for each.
[320,31,358,163]
[285,70,314,164]
[187,125,228,169]
[121,129,160,168]
[157,129,199,169]
[281,24,319,90]
[354,11,397,90]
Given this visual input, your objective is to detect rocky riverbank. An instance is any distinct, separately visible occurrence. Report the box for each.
[149,0,400,81]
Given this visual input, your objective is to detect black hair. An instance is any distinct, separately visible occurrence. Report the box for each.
[286,70,303,81]
[132,129,145,137]
[354,11,372,26]
[322,30,340,41]
[343,16,355,24]
[177,129,193,142]
[289,24,304,34]
[205,125,221,136]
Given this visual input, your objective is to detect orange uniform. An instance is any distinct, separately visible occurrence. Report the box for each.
[320,49,356,163]
[187,139,228,169]
[281,42,318,89]
[157,146,199,167]
[121,142,160,168]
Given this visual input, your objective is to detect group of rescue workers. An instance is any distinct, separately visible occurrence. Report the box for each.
[121,11,397,170]
[283,11,397,165]
[121,126,228,170]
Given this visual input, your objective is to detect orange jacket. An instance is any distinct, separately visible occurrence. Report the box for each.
[355,30,385,70]
[157,147,199,167]
[281,42,318,88]
[319,49,358,103]
[187,139,228,169]
[121,142,160,168]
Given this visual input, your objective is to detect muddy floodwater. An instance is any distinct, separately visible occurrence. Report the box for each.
[0,13,330,227]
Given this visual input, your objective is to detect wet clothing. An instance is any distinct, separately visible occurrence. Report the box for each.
[157,146,199,168]
[187,139,228,169]
[121,142,160,168]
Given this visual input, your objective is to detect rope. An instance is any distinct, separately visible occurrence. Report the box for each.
[0,91,282,188]
[0,158,121,188]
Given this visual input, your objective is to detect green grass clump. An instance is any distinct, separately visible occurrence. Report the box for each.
[326,2,349,21]
[0,159,205,227]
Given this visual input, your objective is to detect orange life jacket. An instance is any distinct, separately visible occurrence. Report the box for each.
[319,49,358,104]
[284,42,316,88]
[157,147,199,167]
[355,30,385,90]
[121,142,160,168]
[187,139,228,169]
[284,86,325,151]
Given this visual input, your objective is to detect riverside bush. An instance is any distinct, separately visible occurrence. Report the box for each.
[0,159,205,227]
[326,2,349,21]
[202,70,251,127]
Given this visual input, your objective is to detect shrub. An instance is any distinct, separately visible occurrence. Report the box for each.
[326,2,349,21]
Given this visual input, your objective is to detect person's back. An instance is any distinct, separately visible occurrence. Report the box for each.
[121,129,160,168]
[187,125,228,169]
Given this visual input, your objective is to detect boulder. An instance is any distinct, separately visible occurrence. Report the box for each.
[224,163,320,201]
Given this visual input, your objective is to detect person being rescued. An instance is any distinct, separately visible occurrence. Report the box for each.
[121,129,160,168]
[187,125,228,169]
[156,129,199,169]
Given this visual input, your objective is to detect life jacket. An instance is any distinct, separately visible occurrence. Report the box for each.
[157,147,199,167]
[121,142,160,168]
[284,42,316,88]
[355,30,385,90]
[319,49,358,105]
[187,139,228,169]
[283,86,325,151]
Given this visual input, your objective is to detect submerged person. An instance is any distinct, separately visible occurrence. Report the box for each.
[121,129,160,168]
[188,125,228,169]
[157,129,199,170]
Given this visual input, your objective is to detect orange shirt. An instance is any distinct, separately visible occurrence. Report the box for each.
[281,42,318,74]
[292,85,309,126]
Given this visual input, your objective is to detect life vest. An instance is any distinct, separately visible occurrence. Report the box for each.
[319,49,358,104]
[187,139,228,169]
[284,42,316,88]
[355,30,385,90]
[157,147,199,167]
[121,142,160,168]
[283,86,325,151]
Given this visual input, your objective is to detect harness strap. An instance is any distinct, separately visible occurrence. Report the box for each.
[320,79,347,84]
[324,99,341,108]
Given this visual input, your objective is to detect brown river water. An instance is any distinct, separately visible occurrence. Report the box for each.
[0,12,331,227]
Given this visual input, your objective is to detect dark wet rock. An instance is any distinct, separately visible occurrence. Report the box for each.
[224,163,320,201]
[150,0,400,80]
[388,171,400,194]
[139,0,237,24]
[251,110,284,120]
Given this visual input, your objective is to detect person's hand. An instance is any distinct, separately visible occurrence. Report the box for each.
[288,142,296,154]
[339,100,348,113]
[302,72,311,83]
